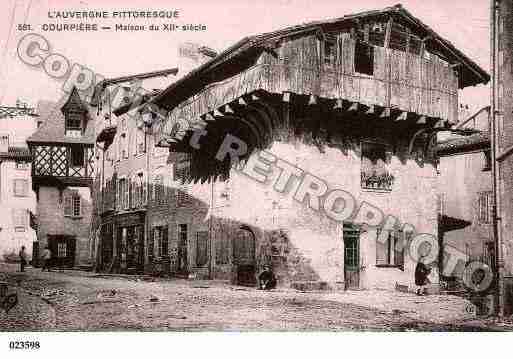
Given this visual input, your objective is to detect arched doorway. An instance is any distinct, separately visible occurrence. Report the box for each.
[233,226,256,286]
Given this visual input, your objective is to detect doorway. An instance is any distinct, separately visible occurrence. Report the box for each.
[343,224,360,290]
[233,226,256,286]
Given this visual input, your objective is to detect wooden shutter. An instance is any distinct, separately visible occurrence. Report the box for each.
[394,231,405,270]
[64,195,72,216]
[149,228,155,258]
[376,229,388,265]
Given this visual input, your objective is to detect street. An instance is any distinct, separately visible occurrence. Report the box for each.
[0,263,506,331]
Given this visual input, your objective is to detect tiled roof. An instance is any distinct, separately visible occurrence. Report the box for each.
[151,4,489,111]
[436,132,490,156]
[0,146,32,161]
[27,88,95,145]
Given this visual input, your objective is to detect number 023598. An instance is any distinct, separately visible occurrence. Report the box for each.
[9,341,40,350]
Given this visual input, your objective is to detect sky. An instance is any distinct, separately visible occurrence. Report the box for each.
[0,0,491,113]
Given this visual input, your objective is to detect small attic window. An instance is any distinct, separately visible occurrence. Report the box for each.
[355,41,374,76]
[65,110,83,137]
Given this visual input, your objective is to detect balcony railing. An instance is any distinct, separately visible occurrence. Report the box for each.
[361,171,395,191]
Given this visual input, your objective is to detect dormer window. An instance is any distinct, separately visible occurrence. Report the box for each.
[65,110,83,137]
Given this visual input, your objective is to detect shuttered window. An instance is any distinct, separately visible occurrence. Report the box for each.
[13,179,28,197]
[376,229,406,270]
[64,193,81,217]
[478,191,493,224]
[361,142,393,191]
[12,209,27,231]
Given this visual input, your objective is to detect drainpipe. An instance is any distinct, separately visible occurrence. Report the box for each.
[490,0,505,319]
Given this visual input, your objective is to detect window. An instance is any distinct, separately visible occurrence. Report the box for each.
[154,174,165,204]
[354,41,374,76]
[15,161,29,170]
[174,153,191,183]
[120,133,128,159]
[57,242,67,258]
[483,150,492,172]
[196,231,209,267]
[368,22,386,47]
[322,35,337,68]
[64,193,81,217]
[478,191,493,224]
[153,226,169,257]
[12,209,27,231]
[135,128,146,156]
[70,146,84,167]
[13,179,28,197]
[376,229,406,269]
[361,142,393,191]
[118,178,129,210]
[389,22,423,55]
[0,134,9,149]
[179,224,188,247]
[65,111,82,131]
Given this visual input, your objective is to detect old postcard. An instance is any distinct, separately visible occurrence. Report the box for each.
[0,0,511,356]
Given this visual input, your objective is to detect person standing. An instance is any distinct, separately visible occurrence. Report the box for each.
[41,246,52,272]
[415,255,431,295]
[18,246,27,272]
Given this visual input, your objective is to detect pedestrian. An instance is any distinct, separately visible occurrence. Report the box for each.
[41,246,52,272]
[415,254,431,295]
[258,264,277,290]
[18,246,27,272]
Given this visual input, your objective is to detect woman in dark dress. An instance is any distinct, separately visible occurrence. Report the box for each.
[415,256,431,295]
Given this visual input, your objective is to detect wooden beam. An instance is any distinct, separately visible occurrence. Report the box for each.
[380,107,391,118]
[347,102,359,112]
[238,97,248,106]
[283,92,292,140]
[213,109,224,117]
[333,99,343,110]
[283,92,291,103]
[365,104,375,115]
[224,104,234,114]
[251,94,260,101]
[417,116,427,124]
[384,17,394,48]
[205,113,216,122]
[434,119,446,129]
[308,94,317,106]
[395,111,408,121]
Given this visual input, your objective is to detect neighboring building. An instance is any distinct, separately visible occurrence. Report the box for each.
[27,88,95,268]
[94,5,489,290]
[437,107,493,284]
[0,104,38,261]
[90,48,211,274]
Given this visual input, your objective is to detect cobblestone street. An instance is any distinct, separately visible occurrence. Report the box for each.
[0,263,507,331]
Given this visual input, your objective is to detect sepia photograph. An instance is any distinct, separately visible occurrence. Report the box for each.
[0,0,511,356]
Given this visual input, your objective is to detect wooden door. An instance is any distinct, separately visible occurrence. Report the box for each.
[177,224,188,274]
[343,225,360,290]
[233,227,256,286]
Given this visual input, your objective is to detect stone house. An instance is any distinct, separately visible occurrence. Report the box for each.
[94,5,489,290]
[27,88,94,268]
[437,107,493,283]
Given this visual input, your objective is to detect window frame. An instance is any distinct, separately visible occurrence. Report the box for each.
[360,141,393,191]
[376,229,406,270]
[13,179,29,197]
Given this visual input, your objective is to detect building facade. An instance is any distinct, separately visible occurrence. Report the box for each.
[27,88,94,268]
[0,104,38,262]
[437,107,493,285]
[93,5,489,290]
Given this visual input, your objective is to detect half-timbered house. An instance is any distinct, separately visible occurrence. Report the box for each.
[27,88,94,268]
